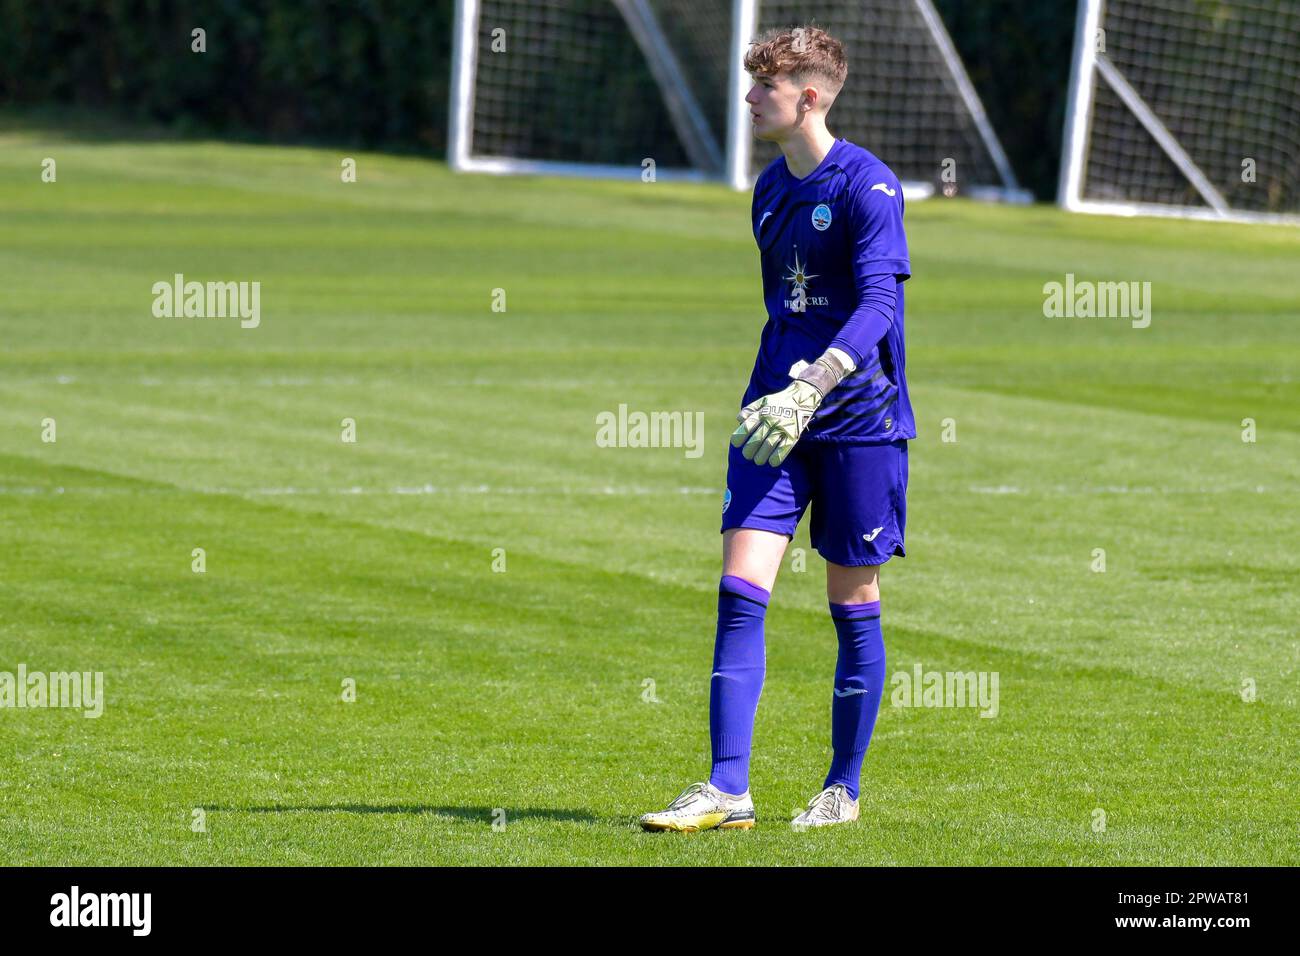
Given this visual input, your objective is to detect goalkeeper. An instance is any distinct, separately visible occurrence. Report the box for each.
[640,25,913,832]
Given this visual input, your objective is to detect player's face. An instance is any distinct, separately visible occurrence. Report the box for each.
[745,71,808,141]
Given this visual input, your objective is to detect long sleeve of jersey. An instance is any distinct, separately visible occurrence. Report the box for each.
[829,271,897,368]
[827,173,911,367]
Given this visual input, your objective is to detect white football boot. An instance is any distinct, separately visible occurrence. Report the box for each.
[791,783,859,830]
[638,781,756,832]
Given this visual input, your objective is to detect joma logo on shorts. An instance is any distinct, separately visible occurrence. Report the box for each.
[862,527,883,542]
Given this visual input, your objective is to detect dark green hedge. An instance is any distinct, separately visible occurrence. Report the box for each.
[0,0,456,154]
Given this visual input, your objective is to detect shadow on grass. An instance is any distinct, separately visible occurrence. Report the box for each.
[201,804,597,823]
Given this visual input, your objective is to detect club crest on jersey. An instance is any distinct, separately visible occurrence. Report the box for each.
[811,203,832,231]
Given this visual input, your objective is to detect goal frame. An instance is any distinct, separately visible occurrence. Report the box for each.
[1058,0,1300,226]
[448,0,716,184]
[449,0,1025,200]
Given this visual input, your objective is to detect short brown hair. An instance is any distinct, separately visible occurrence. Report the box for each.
[744,25,848,105]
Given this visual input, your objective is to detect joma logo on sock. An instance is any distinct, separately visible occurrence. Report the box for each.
[50,886,151,936]
[152,273,260,328]
[890,663,999,718]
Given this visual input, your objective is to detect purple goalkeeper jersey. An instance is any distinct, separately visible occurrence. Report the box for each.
[744,137,914,442]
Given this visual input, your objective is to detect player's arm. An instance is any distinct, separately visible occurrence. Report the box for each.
[826,272,897,370]
[828,171,909,367]
[730,175,908,467]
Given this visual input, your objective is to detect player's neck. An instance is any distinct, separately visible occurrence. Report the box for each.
[779,124,837,180]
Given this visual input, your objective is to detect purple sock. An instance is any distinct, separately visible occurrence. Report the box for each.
[708,574,769,796]
[823,600,886,801]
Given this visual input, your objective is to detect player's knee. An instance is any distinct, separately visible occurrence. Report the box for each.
[825,561,880,605]
[722,528,787,593]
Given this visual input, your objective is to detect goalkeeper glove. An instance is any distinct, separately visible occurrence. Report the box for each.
[730,349,854,467]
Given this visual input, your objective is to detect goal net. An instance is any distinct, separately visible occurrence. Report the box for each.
[1059,0,1300,224]
[449,0,1025,199]
[748,1,1022,199]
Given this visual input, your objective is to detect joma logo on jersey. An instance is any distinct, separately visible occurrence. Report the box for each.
[783,249,828,313]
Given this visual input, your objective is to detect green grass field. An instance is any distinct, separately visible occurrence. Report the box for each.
[1,116,1297,865]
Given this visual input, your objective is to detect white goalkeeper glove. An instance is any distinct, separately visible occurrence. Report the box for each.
[730,349,855,467]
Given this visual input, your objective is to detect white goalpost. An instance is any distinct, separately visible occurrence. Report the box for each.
[449,0,717,183]
[1059,0,1300,225]
[448,0,1027,200]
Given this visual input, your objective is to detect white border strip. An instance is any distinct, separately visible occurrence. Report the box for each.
[457,155,713,183]
[1069,197,1300,226]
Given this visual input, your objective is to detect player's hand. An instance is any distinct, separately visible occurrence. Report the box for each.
[730,379,824,467]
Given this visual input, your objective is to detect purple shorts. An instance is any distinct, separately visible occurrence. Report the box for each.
[720,438,908,566]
